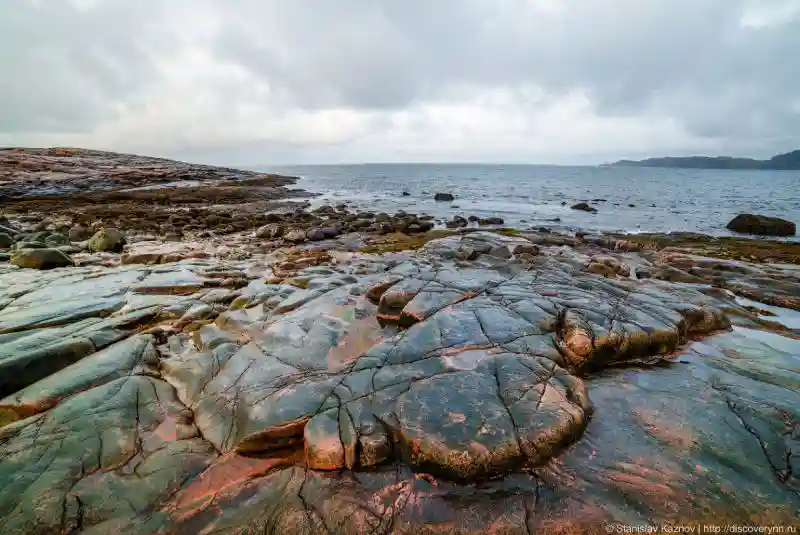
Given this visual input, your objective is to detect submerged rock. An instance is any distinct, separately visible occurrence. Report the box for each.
[434,192,455,201]
[726,213,796,236]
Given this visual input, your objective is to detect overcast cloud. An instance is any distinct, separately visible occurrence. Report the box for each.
[1,0,798,165]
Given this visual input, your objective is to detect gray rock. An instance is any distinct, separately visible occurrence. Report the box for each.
[434,192,455,201]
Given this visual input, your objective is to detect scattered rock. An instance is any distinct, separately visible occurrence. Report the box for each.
[87,228,127,253]
[434,192,455,202]
[255,224,284,239]
[284,229,307,243]
[726,213,796,237]
[479,217,505,225]
[571,202,598,213]
[306,228,326,241]
[513,244,540,255]
[10,248,73,269]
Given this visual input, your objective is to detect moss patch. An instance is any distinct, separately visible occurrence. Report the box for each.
[621,233,800,265]
[359,230,456,254]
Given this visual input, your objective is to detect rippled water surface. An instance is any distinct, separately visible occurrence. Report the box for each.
[260,164,800,239]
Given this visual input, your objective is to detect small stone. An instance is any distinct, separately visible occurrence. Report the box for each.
[402,191,411,196]
[434,193,455,202]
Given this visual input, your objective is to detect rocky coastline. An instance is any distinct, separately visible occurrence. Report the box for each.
[0,148,798,534]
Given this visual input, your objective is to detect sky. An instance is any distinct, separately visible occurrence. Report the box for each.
[1,0,799,166]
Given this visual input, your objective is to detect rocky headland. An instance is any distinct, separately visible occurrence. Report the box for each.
[0,148,798,534]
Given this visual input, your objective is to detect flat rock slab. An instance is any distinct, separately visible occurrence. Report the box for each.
[0,231,797,533]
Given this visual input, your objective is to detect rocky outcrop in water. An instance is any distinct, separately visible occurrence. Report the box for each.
[726,213,796,237]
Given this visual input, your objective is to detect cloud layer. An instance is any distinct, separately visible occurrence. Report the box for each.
[2,0,798,164]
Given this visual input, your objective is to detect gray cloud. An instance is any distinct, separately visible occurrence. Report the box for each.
[1,0,798,163]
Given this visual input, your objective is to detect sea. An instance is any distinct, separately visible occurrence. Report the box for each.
[258,164,800,240]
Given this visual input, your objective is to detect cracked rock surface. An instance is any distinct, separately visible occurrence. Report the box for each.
[0,231,798,533]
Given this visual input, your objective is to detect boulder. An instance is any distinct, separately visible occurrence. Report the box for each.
[285,229,307,243]
[725,214,796,237]
[306,228,326,241]
[479,217,505,225]
[255,224,284,239]
[87,228,127,253]
[571,202,597,213]
[0,233,12,249]
[321,227,340,239]
[10,248,73,270]
[434,192,455,202]
[44,233,69,247]
[402,191,411,196]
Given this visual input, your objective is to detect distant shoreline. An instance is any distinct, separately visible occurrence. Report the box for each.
[609,149,800,170]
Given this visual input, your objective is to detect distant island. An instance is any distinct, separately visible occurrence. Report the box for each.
[610,149,800,170]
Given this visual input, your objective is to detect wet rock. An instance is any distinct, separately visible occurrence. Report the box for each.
[445,216,468,228]
[88,228,127,253]
[0,233,12,249]
[434,192,455,201]
[468,215,480,222]
[726,213,796,237]
[402,191,410,196]
[479,217,505,225]
[571,202,598,213]
[10,248,73,270]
